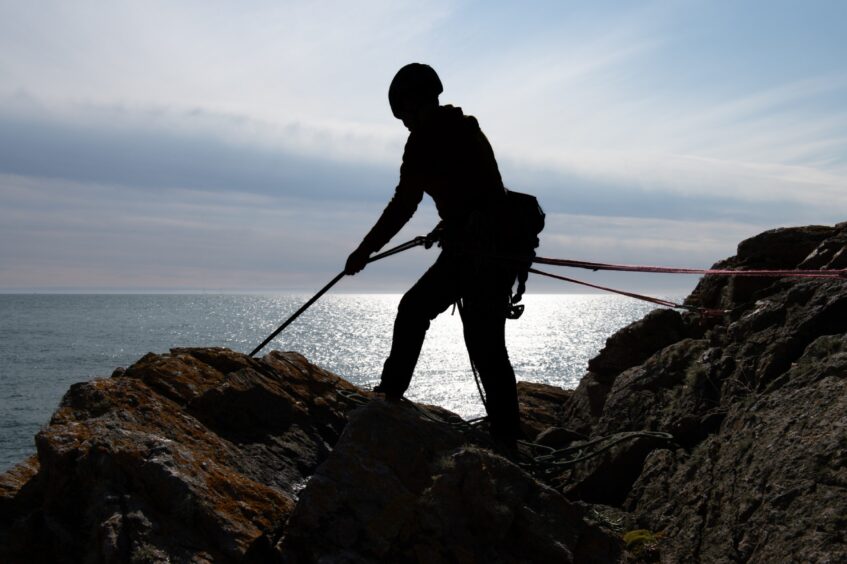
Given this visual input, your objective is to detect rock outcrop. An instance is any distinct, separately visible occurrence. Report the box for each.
[278,400,618,563]
[1,222,845,563]
[0,349,621,563]
[560,222,847,562]
[0,349,359,562]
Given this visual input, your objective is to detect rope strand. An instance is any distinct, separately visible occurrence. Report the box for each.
[533,256,847,279]
[529,267,728,317]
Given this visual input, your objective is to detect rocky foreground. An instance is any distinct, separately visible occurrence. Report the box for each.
[1,223,846,563]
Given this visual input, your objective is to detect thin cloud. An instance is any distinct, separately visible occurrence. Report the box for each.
[0,1,845,292]
[0,111,399,201]
[541,213,765,265]
[0,172,439,291]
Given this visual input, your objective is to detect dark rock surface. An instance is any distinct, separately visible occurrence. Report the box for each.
[0,349,621,563]
[1,222,845,563]
[561,222,847,562]
[278,400,618,563]
[0,349,359,563]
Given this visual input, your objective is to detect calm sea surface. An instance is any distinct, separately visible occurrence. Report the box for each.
[0,294,670,471]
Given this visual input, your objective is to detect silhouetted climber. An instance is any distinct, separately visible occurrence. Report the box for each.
[345,63,521,442]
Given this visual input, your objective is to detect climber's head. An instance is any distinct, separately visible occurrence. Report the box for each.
[389,63,442,130]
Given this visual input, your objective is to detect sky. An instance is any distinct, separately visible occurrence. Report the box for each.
[1,0,845,294]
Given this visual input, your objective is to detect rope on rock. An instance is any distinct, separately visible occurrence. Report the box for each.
[518,430,675,473]
[335,388,371,406]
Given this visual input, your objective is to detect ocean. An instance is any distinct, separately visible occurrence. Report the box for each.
[0,293,668,471]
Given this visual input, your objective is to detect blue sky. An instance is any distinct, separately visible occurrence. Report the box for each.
[1,0,845,293]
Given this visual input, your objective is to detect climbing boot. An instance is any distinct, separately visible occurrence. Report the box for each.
[372,383,403,400]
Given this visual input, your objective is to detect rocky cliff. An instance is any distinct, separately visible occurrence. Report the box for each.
[1,222,845,563]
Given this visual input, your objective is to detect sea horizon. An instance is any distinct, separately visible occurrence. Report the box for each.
[1,293,678,471]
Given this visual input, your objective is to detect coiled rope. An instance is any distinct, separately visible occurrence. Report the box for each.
[519,430,675,473]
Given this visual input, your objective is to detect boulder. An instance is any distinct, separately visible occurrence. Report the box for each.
[277,400,621,563]
[0,348,359,563]
[555,222,847,562]
[627,333,847,562]
[1,349,622,563]
[560,309,690,436]
[516,381,574,439]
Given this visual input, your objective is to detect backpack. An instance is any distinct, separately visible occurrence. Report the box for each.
[499,189,545,315]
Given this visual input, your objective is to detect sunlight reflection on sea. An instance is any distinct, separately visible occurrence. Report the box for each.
[0,294,667,470]
[207,294,661,419]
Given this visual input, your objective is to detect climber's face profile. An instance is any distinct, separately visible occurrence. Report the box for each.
[392,100,417,131]
[394,100,437,132]
[388,62,442,132]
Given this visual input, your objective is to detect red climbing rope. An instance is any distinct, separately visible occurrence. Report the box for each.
[252,240,844,357]
[533,257,847,279]
[529,267,728,317]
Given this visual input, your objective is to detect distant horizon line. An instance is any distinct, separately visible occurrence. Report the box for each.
[0,289,689,297]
